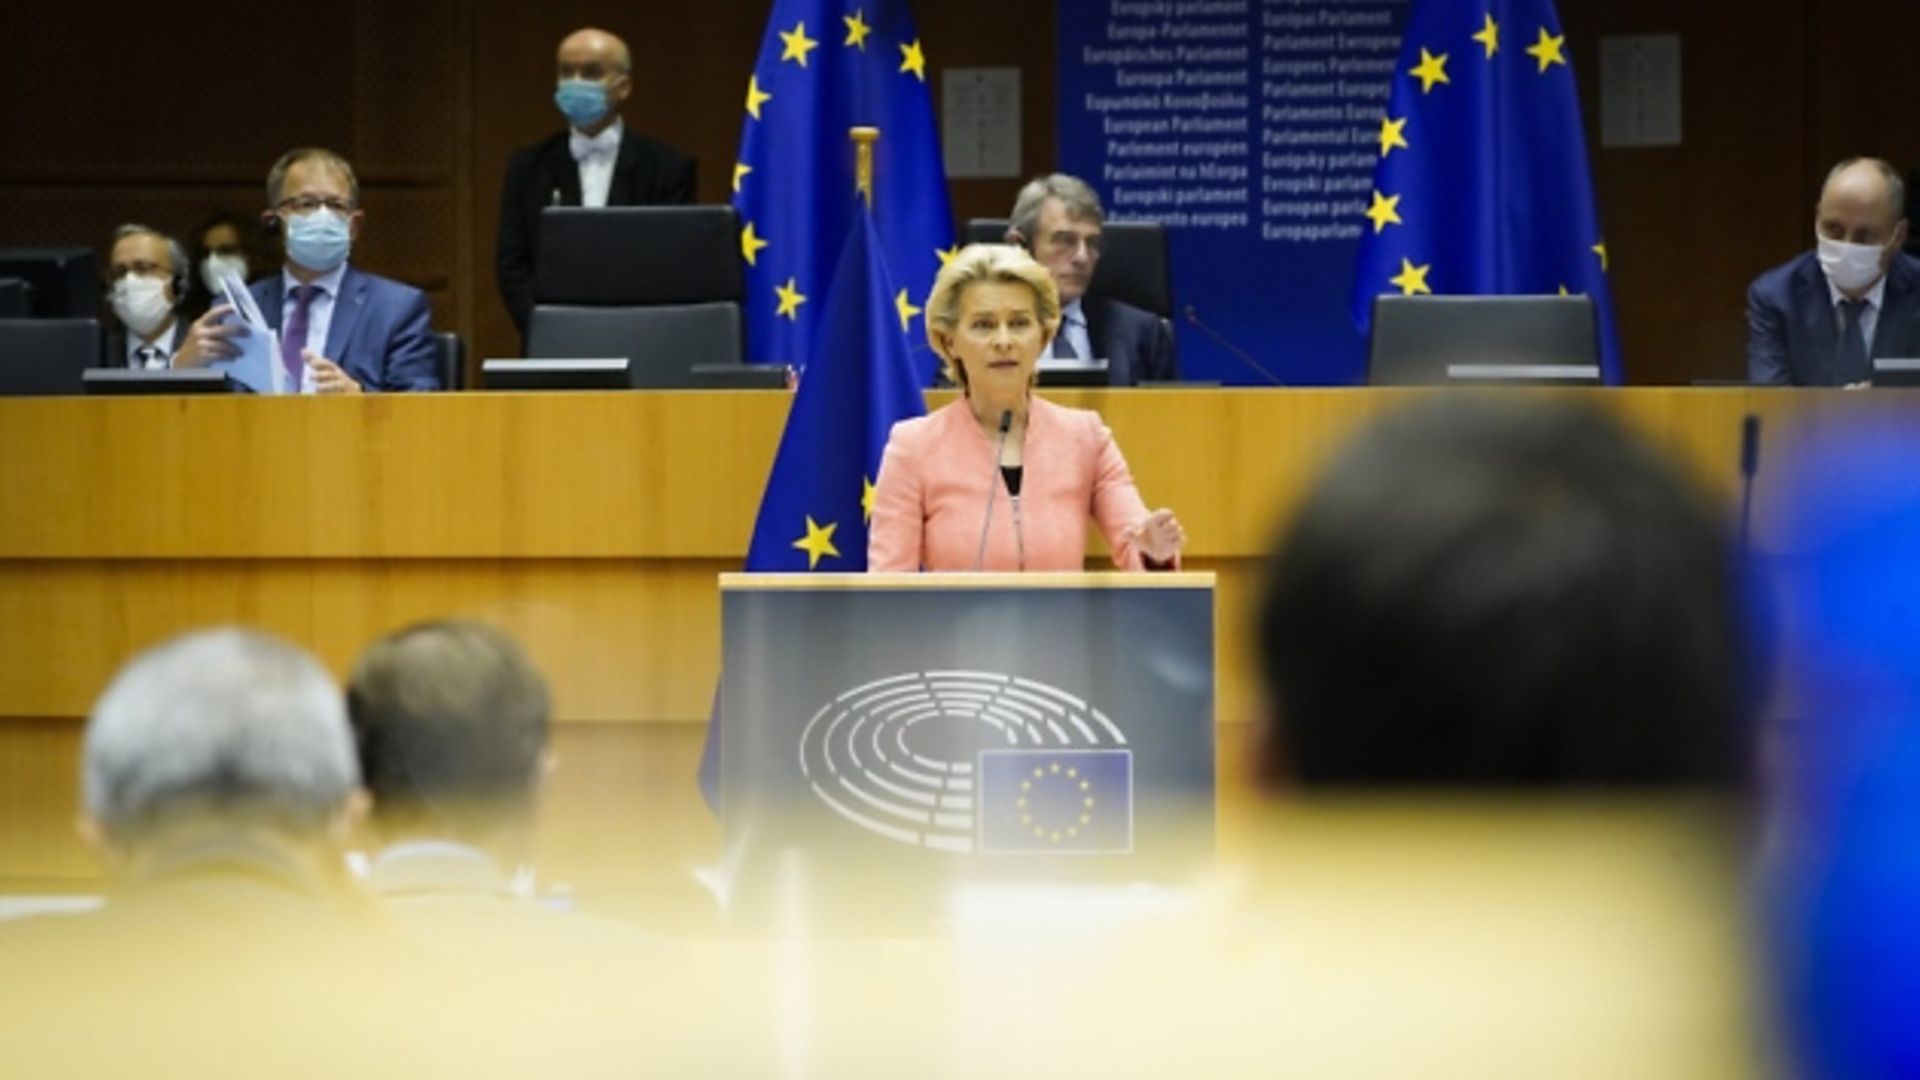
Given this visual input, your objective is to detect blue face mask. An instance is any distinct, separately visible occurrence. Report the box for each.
[555,78,611,129]
[284,209,351,273]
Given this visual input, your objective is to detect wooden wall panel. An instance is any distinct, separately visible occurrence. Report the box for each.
[6,2,1920,380]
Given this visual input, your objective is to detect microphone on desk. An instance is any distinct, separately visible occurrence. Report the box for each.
[974,409,1012,571]
[1183,305,1287,386]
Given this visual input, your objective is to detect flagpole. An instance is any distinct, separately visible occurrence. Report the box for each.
[851,126,879,210]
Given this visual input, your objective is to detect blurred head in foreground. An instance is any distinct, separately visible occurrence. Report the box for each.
[347,619,551,859]
[1257,397,1751,790]
[84,627,361,867]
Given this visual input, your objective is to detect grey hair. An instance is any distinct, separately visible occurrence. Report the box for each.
[265,147,361,209]
[111,223,189,299]
[1008,174,1105,248]
[84,628,359,840]
[1826,157,1907,220]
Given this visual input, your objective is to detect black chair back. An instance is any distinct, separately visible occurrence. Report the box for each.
[0,278,29,318]
[535,206,743,305]
[1367,295,1601,386]
[527,303,744,388]
[433,331,465,390]
[963,218,1174,318]
[0,318,101,395]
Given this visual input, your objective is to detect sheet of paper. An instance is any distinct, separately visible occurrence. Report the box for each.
[206,270,285,393]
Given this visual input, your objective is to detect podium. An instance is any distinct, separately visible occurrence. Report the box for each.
[717,572,1216,925]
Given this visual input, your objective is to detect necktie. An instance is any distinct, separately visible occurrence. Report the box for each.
[1053,318,1079,359]
[1837,298,1870,384]
[282,284,318,389]
[134,345,164,369]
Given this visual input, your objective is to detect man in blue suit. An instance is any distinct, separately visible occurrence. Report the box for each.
[1005,174,1179,386]
[175,147,440,392]
[1749,157,1920,387]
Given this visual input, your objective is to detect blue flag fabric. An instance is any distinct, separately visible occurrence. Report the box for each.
[976,749,1134,854]
[1349,0,1623,384]
[731,0,954,383]
[744,207,926,573]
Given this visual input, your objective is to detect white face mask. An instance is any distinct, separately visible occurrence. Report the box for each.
[1817,233,1891,295]
[201,253,248,297]
[110,274,175,339]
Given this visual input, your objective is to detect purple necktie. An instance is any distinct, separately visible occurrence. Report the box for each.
[281,284,318,388]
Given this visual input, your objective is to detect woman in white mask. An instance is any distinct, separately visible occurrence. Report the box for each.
[180,211,271,323]
[105,224,188,368]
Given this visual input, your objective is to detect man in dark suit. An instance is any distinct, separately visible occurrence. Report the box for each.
[174,148,440,392]
[1749,157,1920,386]
[1005,173,1178,385]
[103,224,191,367]
[496,27,697,339]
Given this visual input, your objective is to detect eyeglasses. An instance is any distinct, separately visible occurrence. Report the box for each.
[275,195,355,215]
[108,260,170,281]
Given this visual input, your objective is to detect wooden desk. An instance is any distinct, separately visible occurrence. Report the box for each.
[0,387,1899,725]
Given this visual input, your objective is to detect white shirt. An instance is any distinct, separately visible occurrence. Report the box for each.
[280,262,349,393]
[1040,298,1103,370]
[1826,271,1888,354]
[570,118,623,209]
[123,316,178,369]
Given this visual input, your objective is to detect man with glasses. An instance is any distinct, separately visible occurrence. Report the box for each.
[104,224,190,368]
[496,27,696,342]
[1005,173,1178,385]
[174,147,440,392]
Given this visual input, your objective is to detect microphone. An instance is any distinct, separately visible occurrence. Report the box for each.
[1183,305,1287,386]
[1739,414,1761,560]
[973,409,1013,571]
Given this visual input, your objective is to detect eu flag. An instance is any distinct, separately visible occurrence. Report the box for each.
[1349,0,1623,384]
[731,0,955,383]
[743,207,926,573]
[977,749,1134,854]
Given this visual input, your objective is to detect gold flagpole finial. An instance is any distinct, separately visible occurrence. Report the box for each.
[851,126,880,210]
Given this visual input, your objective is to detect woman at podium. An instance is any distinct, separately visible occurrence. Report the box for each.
[868,244,1185,572]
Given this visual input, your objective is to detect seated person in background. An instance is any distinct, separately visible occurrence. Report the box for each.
[179,210,274,322]
[347,619,558,913]
[1004,173,1177,385]
[1749,156,1920,386]
[1257,397,1750,788]
[174,147,440,392]
[104,224,190,367]
[497,27,697,341]
[868,244,1185,571]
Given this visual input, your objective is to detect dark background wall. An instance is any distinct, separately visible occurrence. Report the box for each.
[2,1,1911,384]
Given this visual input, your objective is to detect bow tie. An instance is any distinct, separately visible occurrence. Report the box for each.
[570,129,619,162]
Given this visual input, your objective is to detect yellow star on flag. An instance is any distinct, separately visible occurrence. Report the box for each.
[1365,191,1403,234]
[1472,14,1500,58]
[1592,240,1608,271]
[935,244,963,267]
[843,9,871,49]
[862,476,876,522]
[740,221,768,266]
[1526,27,1567,73]
[775,277,807,320]
[745,75,772,119]
[895,288,921,332]
[1558,284,1571,296]
[899,39,926,81]
[792,516,840,569]
[1379,115,1410,158]
[1390,258,1433,296]
[732,162,751,194]
[1410,48,1450,93]
[779,21,819,67]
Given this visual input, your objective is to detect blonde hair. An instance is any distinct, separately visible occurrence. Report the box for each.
[923,243,1061,388]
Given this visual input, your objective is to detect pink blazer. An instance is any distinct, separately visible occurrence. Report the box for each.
[868,396,1166,572]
